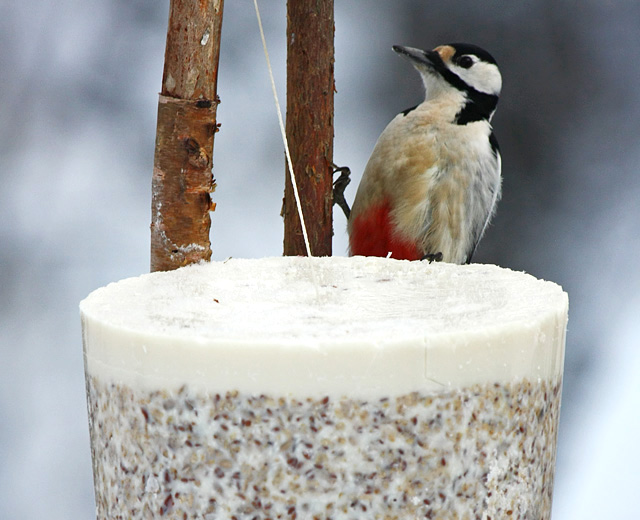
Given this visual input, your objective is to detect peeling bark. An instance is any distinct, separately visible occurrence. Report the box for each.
[150,0,224,272]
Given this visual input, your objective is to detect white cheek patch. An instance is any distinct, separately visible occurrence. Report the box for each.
[451,62,502,96]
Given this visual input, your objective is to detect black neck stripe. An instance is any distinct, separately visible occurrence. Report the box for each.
[455,92,498,125]
[426,51,498,124]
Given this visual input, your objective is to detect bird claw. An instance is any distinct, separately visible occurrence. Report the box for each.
[332,163,352,219]
[422,252,443,263]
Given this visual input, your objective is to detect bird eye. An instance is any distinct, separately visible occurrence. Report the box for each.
[457,56,474,69]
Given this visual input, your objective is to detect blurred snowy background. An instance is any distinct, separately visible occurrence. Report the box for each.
[1,0,639,517]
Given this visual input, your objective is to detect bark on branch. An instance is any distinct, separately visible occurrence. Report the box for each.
[150,0,224,272]
[283,0,335,257]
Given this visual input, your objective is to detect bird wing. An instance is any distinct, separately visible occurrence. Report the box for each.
[348,112,440,260]
[465,140,502,263]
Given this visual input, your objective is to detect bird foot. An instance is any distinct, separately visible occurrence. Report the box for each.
[332,163,352,220]
[422,252,443,263]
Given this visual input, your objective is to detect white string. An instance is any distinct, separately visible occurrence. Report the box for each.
[253,0,313,257]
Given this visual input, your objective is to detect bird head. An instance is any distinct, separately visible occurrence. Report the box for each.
[393,43,501,123]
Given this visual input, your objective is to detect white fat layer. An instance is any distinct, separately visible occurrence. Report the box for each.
[81,257,567,398]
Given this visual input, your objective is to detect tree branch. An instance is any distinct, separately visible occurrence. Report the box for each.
[283,0,335,256]
[150,0,224,272]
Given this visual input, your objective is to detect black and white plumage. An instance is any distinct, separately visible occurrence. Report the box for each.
[345,43,502,264]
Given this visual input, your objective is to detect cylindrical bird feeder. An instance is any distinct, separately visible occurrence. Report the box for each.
[82,0,569,517]
[81,256,567,518]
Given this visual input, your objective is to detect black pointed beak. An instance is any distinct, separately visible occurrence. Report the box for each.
[392,45,439,69]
